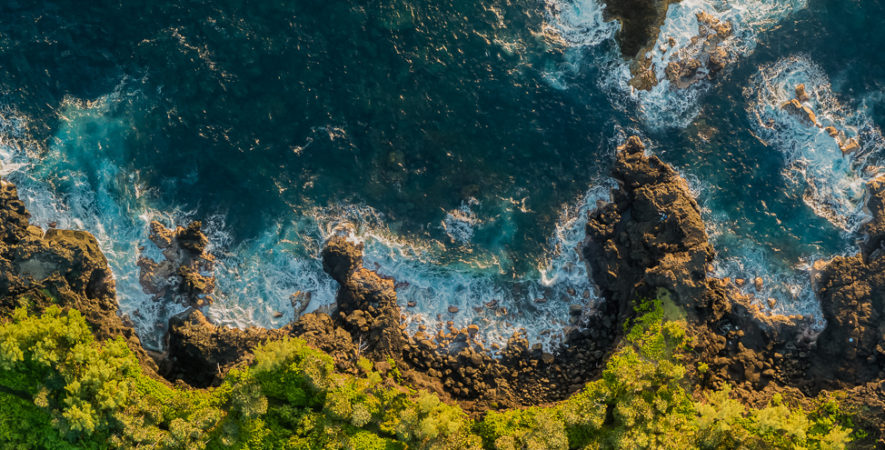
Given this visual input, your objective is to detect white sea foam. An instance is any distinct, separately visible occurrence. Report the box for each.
[210,178,614,352]
[203,217,340,330]
[628,0,808,128]
[543,0,618,48]
[349,182,614,350]
[701,55,885,325]
[442,197,480,245]
[746,55,884,232]
[543,0,807,128]
[0,92,188,350]
[705,215,826,327]
[1,87,616,352]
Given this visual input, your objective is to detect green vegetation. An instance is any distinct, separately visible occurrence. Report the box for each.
[0,301,855,449]
[476,299,854,449]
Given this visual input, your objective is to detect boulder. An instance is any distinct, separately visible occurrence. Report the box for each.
[781,98,817,126]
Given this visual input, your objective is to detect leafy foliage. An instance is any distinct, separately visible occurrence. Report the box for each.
[0,301,856,449]
[477,298,855,450]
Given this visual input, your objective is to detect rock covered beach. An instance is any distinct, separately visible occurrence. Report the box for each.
[1,135,883,444]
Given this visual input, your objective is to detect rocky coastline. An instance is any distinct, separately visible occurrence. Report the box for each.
[1,136,883,443]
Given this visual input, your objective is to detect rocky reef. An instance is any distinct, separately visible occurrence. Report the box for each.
[1,134,884,443]
[600,0,738,91]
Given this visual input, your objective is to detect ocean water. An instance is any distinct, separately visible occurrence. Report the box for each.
[0,0,883,349]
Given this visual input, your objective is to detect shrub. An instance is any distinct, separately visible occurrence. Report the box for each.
[0,301,857,449]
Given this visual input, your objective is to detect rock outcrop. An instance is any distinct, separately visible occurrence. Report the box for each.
[583,137,819,395]
[584,136,713,322]
[662,12,734,89]
[602,0,679,58]
[0,179,157,374]
[161,310,286,387]
[581,136,884,444]
[137,220,215,308]
[809,175,885,385]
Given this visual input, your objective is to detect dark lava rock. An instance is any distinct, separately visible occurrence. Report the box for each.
[321,235,363,283]
[584,136,713,323]
[602,0,678,58]
[163,309,285,387]
[0,178,157,375]
[137,220,215,308]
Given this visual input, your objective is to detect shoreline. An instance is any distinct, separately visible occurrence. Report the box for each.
[1,136,883,441]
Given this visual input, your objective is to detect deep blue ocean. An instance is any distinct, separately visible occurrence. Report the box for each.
[1,0,883,349]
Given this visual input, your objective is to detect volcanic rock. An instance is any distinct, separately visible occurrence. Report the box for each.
[137,220,215,308]
[584,136,713,322]
[0,178,156,374]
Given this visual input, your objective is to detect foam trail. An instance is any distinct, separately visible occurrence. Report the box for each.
[543,0,618,48]
[207,179,613,352]
[442,198,480,245]
[704,55,885,324]
[632,0,808,128]
[2,85,614,352]
[203,216,340,329]
[746,56,884,231]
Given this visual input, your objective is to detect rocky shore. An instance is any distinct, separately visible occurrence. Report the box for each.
[0,136,883,443]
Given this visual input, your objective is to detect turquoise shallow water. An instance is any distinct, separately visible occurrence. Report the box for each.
[0,0,883,349]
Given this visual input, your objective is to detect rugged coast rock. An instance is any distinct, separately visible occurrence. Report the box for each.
[583,137,814,391]
[137,220,215,308]
[161,310,286,387]
[613,7,735,91]
[163,234,619,410]
[3,136,884,441]
[810,175,885,385]
[160,137,883,430]
[582,136,884,444]
[602,0,679,58]
[0,178,157,374]
[584,136,713,321]
[662,12,733,89]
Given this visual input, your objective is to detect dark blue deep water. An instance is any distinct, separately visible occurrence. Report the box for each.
[0,0,883,349]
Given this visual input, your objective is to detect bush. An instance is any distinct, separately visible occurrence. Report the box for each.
[0,301,856,449]
[476,298,854,450]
